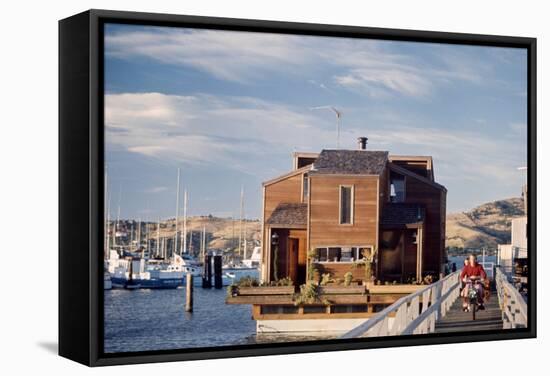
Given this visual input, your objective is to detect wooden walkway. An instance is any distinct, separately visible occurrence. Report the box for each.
[434,291,503,333]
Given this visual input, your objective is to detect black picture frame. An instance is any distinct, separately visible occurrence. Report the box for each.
[59,9,537,367]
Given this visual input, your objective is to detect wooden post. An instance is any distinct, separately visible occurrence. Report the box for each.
[214,255,223,289]
[185,273,193,312]
[202,254,212,288]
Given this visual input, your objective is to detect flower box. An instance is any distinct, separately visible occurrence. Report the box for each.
[237,286,295,295]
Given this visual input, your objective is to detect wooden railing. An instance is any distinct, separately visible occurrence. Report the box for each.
[341,271,461,338]
[495,267,528,329]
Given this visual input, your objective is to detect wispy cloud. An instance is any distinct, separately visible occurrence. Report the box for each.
[348,123,526,185]
[107,91,526,191]
[105,92,339,178]
[145,186,169,193]
[105,26,491,99]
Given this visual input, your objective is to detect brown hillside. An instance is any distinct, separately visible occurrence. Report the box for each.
[446,197,525,249]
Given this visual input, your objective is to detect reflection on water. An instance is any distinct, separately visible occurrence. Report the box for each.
[104,287,256,353]
[104,271,335,353]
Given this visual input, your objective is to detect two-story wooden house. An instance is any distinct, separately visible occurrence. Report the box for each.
[261,137,446,286]
[227,137,446,333]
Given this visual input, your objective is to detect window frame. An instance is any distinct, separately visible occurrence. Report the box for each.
[338,184,355,225]
[389,173,406,203]
[312,245,374,264]
[301,173,309,203]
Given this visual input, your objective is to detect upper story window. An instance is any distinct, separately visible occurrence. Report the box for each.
[302,174,309,202]
[390,172,405,203]
[339,185,354,224]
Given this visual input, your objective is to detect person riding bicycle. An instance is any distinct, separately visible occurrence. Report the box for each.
[460,254,487,312]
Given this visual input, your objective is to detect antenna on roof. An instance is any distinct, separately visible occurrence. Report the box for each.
[310,105,343,149]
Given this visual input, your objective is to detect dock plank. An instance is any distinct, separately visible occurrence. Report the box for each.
[435,290,503,333]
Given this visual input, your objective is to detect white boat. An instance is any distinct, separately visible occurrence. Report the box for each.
[108,251,197,289]
[242,246,262,269]
[104,272,112,290]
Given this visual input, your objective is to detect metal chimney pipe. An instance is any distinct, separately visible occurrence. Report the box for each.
[357,137,368,150]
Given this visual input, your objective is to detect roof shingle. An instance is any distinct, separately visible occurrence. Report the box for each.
[267,203,308,227]
[310,150,388,175]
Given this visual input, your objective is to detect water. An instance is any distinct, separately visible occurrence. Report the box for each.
[106,258,501,353]
[104,270,332,353]
[448,255,497,269]
[104,287,256,353]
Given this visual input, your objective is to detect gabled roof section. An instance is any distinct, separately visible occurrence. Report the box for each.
[266,203,308,227]
[381,203,426,227]
[263,165,310,187]
[310,150,389,175]
[389,163,447,192]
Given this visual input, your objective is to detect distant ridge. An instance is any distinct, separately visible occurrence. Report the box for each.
[446,197,525,249]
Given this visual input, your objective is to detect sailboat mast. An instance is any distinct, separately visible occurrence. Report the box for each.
[238,185,244,257]
[130,222,134,250]
[182,189,188,254]
[174,168,180,257]
[138,217,142,256]
[145,220,149,257]
[156,217,161,258]
[104,169,108,258]
[106,191,111,257]
[115,184,121,250]
[201,225,206,260]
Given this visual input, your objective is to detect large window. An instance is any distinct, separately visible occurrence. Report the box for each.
[390,172,405,203]
[302,174,309,202]
[339,185,354,224]
[314,246,373,263]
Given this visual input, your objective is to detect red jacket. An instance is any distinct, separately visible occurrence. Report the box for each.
[460,263,487,280]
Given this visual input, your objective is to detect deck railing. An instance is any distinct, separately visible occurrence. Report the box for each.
[495,267,528,329]
[479,261,494,279]
[341,271,461,338]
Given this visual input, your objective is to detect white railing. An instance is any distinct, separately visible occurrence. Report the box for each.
[341,271,461,338]
[480,262,494,279]
[495,267,528,329]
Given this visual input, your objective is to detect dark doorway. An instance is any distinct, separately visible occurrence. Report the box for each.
[288,237,299,284]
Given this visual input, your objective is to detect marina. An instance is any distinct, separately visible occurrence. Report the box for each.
[103,148,528,351]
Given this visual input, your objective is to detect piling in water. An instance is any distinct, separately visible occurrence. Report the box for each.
[202,255,212,288]
[185,274,193,312]
[214,255,223,289]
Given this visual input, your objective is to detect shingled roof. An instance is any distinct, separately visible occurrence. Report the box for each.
[310,150,388,175]
[267,203,308,227]
[380,203,426,227]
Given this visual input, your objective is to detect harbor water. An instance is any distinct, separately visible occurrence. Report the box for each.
[104,283,334,353]
[105,257,497,353]
[104,286,256,353]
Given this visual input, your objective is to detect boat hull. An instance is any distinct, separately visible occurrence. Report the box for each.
[111,276,184,289]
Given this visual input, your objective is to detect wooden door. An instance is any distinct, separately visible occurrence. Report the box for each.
[288,238,299,284]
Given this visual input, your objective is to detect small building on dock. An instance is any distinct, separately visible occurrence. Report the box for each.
[227,137,447,334]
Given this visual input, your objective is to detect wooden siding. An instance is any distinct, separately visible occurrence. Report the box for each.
[399,174,445,276]
[264,173,303,221]
[309,175,379,248]
[262,173,306,282]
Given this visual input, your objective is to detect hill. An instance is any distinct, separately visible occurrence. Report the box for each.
[445,197,525,250]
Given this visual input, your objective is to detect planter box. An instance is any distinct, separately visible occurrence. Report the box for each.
[319,285,365,295]
[367,284,424,295]
[237,286,295,295]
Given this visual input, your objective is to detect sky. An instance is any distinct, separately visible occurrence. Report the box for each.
[104,23,527,221]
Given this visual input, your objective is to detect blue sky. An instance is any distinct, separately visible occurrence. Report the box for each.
[104,23,527,221]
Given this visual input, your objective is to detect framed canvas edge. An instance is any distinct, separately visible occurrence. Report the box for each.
[58,8,537,367]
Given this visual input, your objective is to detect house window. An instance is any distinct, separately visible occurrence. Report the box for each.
[302,174,309,202]
[314,246,373,263]
[390,172,405,203]
[339,185,354,224]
